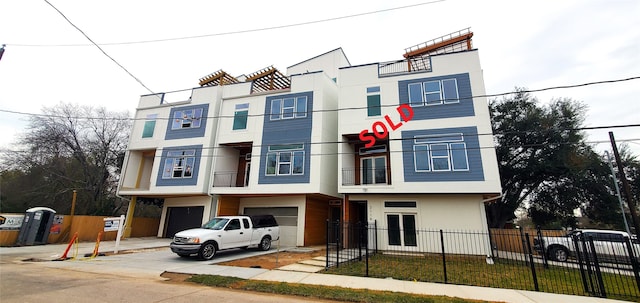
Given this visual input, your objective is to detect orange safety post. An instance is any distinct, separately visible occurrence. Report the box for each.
[56,232,78,261]
[90,231,103,258]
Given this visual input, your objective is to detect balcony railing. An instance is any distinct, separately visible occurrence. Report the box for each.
[378,57,432,77]
[342,168,391,186]
[212,172,247,187]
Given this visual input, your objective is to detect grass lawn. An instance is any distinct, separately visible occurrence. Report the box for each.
[324,253,640,302]
[187,275,500,303]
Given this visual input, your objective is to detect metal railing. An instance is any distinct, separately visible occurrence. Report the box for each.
[324,222,640,301]
[212,172,247,187]
[341,168,391,186]
[378,57,432,76]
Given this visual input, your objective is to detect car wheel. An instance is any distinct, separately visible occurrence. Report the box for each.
[259,237,271,251]
[549,246,569,262]
[177,253,191,258]
[198,242,217,260]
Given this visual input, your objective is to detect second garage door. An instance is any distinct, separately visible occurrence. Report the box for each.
[243,207,298,247]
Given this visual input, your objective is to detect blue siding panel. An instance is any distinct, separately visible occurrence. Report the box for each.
[258,92,313,184]
[156,145,203,186]
[398,73,475,120]
[401,127,485,182]
[164,104,209,140]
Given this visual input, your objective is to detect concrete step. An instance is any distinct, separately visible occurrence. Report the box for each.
[276,263,325,273]
[299,259,326,267]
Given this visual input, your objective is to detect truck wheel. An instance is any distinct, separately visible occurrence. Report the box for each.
[259,237,271,251]
[549,246,569,262]
[198,242,217,260]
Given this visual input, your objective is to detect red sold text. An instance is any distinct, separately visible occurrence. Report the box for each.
[359,104,414,148]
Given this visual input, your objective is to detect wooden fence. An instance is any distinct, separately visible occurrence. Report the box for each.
[0,215,160,246]
[490,228,566,254]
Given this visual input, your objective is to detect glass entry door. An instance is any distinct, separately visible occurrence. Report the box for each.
[386,213,417,247]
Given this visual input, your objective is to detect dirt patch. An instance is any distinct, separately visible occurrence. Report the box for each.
[218,249,326,270]
[161,271,192,283]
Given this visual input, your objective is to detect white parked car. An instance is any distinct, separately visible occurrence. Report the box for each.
[534,229,640,264]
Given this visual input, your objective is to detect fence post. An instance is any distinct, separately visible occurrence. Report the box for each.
[573,234,591,294]
[623,236,640,293]
[536,226,548,269]
[365,223,369,277]
[518,227,528,266]
[357,222,362,261]
[587,236,607,298]
[525,233,539,291]
[325,219,330,269]
[336,220,340,268]
[440,229,447,284]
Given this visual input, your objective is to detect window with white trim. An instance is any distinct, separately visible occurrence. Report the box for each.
[162,150,196,179]
[413,133,469,172]
[270,96,307,120]
[233,103,249,130]
[408,78,459,107]
[265,144,304,176]
[171,108,203,129]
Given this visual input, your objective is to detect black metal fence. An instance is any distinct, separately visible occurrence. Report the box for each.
[325,221,640,301]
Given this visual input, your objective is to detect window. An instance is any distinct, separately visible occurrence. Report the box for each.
[171,108,203,129]
[265,144,304,176]
[413,133,469,172]
[408,78,459,107]
[361,156,387,184]
[270,96,307,120]
[142,114,157,138]
[162,150,196,179]
[387,214,417,247]
[366,87,381,117]
[233,103,249,130]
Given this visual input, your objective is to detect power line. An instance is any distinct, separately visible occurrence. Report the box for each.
[1,75,639,122]
[13,1,447,47]
[3,138,639,159]
[43,0,156,95]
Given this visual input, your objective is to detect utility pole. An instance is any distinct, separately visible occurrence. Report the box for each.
[609,132,640,235]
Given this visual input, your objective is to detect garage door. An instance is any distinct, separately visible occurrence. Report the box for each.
[165,206,204,238]
[243,207,298,247]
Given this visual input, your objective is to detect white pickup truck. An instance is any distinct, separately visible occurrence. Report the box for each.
[170,215,280,260]
[534,229,640,264]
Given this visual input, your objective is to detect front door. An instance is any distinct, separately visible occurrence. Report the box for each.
[386,213,417,248]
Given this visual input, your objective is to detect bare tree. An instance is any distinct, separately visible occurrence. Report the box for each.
[1,102,131,215]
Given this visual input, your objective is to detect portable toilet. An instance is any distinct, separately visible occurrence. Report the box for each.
[16,207,56,246]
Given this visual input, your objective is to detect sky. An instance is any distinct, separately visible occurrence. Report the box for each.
[1,0,639,156]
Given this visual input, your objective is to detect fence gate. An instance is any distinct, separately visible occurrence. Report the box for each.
[325,220,377,269]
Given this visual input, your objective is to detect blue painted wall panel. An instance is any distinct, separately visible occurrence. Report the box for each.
[397,73,475,120]
[164,104,209,140]
[401,127,485,182]
[156,145,203,186]
[258,92,313,184]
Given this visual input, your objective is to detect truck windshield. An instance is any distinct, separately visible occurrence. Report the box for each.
[202,218,229,230]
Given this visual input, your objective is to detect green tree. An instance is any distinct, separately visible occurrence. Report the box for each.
[0,103,131,215]
[486,89,590,228]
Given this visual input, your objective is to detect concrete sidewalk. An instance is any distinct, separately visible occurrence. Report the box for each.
[0,237,629,303]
